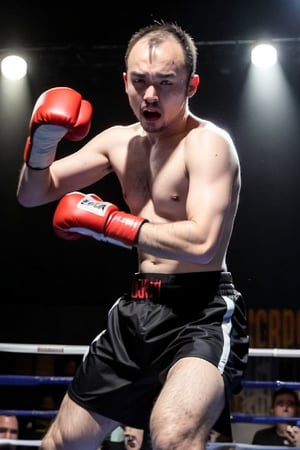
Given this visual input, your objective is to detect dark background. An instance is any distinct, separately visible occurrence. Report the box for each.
[1,0,300,345]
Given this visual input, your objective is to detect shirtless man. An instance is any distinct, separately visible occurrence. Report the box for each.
[17,21,249,450]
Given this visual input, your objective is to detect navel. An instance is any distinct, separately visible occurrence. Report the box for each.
[171,194,180,201]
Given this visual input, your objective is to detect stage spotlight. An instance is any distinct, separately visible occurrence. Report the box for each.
[1,55,27,80]
[251,44,278,68]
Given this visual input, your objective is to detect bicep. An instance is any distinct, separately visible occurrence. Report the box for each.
[51,134,112,193]
[186,134,237,239]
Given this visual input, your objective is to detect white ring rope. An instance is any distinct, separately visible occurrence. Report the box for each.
[1,343,300,357]
[0,439,296,449]
[0,343,88,354]
[248,348,300,358]
[0,438,41,447]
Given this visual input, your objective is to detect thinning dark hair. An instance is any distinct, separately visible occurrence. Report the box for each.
[124,21,198,81]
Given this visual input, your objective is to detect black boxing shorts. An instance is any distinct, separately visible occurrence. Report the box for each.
[68,271,249,436]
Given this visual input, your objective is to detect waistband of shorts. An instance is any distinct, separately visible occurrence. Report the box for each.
[130,271,233,300]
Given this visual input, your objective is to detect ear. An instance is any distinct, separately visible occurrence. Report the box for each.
[123,72,128,93]
[188,74,200,98]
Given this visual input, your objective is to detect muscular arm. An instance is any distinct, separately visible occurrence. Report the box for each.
[47,121,240,271]
[136,128,240,265]
[17,131,113,207]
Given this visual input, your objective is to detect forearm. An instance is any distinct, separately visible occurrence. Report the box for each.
[17,164,54,207]
[136,221,216,264]
[51,192,221,263]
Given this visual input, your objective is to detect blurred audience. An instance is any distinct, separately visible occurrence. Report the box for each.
[101,426,125,450]
[101,425,152,450]
[24,392,57,441]
[252,387,300,446]
[124,426,151,450]
[61,358,78,377]
[0,414,19,450]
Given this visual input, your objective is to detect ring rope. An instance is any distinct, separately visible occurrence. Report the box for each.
[2,375,300,390]
[0,409,56,417]
[242,380,300,389]
[2,343,300,358]
[0,438,41,447]
[0,441,292,449]
[0,343,88,354]
[0,375,72,385]
[248,348,300,358]
[2,408,300,425]
[231,414,300,425]
[206,445,296,449]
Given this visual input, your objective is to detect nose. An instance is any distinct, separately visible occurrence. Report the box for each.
[4,430,13,438]
[144,84,158,103]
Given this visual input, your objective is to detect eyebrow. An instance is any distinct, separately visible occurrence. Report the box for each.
[130,71,176,79]
[275,399,296,404]
[0,427,18,433]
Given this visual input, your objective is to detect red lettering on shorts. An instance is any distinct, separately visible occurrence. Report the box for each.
[131,278,162,299]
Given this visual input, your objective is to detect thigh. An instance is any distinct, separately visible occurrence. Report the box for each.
[42,393,120,450]
[150,357,225,440]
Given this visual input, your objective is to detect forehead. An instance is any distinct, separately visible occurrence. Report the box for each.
[0,416,18,427]
[127,36,185,73]
[274,394,296,404]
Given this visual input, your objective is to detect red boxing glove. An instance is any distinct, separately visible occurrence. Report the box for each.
[53,192,148,248]
[24,87,93,169]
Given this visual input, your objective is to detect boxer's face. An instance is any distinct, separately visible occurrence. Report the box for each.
[123,36,199,134]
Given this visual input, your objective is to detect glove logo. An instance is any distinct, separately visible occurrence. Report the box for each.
[78,197,112,217]
[55,191,145,248]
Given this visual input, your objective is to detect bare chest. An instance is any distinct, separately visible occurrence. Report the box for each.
[120,146,188,219]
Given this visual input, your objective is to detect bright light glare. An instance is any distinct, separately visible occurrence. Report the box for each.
[1,55,27,80]
[251,44,278,68]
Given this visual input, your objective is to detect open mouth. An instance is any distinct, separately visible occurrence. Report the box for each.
[143,110,161,120]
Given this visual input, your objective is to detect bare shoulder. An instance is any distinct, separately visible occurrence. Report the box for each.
[183,117,240,180]
[186,117,238,160]
[96,122,141,141]
[83,122,142,160]
[190,118,235,145]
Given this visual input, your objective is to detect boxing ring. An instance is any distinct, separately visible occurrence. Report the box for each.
[1,343,300,449]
